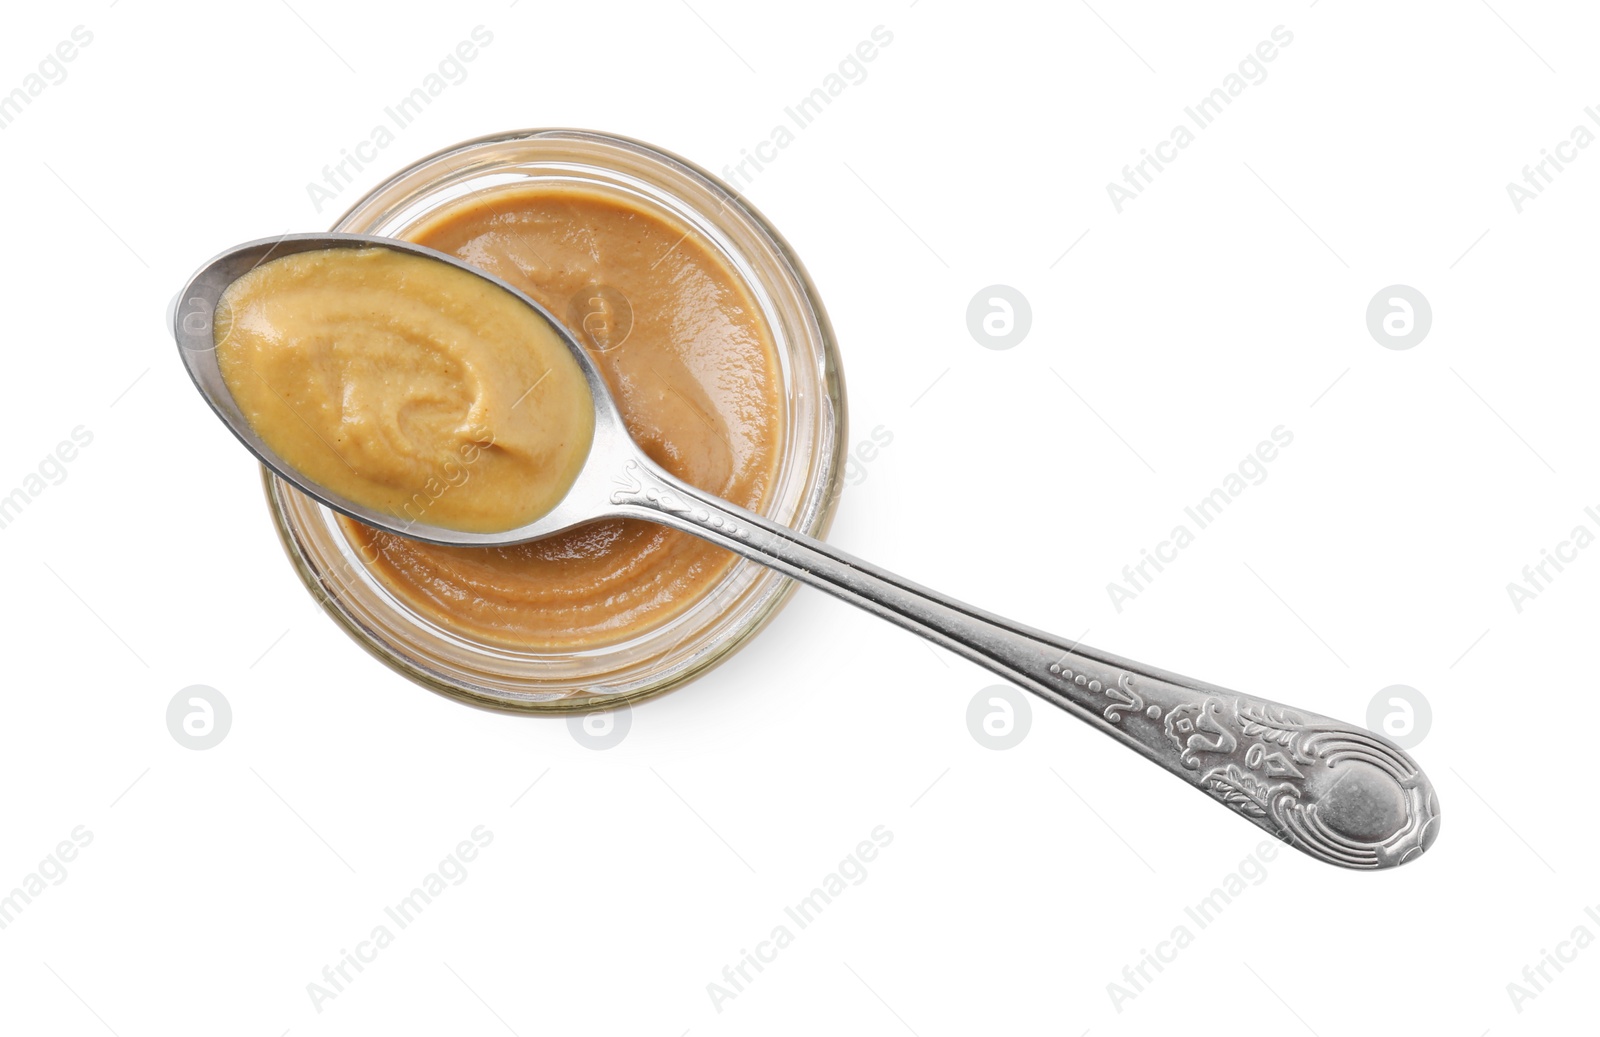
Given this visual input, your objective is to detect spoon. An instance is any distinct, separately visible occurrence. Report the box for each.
[173,232,1439,870]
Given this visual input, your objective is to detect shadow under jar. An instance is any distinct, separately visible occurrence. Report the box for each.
[265,129,847,712]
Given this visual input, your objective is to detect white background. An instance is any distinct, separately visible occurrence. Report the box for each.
[0,0,1594,1033]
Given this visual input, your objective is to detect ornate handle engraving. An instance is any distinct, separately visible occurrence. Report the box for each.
[1041,662,1438,868]
[610,455,1440,870]
[612,460,750,539]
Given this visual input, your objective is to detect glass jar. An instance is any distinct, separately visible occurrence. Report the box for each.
[265,129,847,712]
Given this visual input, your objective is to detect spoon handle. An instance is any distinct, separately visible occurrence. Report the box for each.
[611,457,1439,870]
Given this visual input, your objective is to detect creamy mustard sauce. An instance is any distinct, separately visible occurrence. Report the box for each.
[335,184,785,650]
[216,247,594,533]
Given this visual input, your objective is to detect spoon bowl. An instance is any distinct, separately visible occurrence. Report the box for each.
[174,231,636,547]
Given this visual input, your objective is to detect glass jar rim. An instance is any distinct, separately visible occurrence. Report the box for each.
[265,128,848,713]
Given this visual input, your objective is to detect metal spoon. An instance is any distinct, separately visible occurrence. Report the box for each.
[173,232,1439,870]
